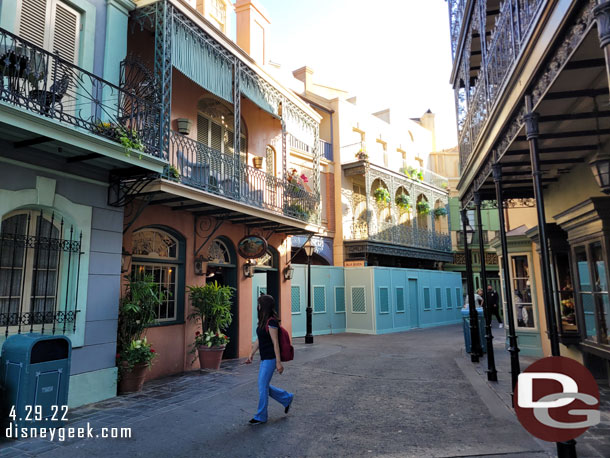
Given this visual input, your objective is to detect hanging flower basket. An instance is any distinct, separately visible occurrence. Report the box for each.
[356,150,368,161]
[373,187,391,205]
[417,201,430,215]
[433,207,448,219]
[395,193,411,211]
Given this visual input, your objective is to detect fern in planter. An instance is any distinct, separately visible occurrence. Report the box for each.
[416,200,430,215]
[433,207,448,218]
[395,193,411,211]
[373,187,391,205]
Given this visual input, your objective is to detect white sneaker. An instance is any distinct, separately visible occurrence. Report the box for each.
[499,324,503,328]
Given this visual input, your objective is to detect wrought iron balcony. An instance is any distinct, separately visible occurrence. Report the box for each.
[346,220,452,253]
[0,27,163,160]
[169,131,319,224]
[453,0,544,170]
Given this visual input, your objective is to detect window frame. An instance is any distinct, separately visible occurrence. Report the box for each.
[291,285,301,315]
[131,227,186,326]
[313,285,326,314]
[197,111,247,162]
[334,286,346,314]
[395,287,405,313]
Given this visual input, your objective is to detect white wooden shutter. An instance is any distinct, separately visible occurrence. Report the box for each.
[48,1,80,65]
[197,114,209,144]
[210,121,222,152]
[18,0,49,47]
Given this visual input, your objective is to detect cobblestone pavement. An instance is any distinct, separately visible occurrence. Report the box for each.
[0,324,608,457]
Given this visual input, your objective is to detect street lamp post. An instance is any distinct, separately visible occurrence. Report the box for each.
[461,208,483,362]
[304,239,315,344]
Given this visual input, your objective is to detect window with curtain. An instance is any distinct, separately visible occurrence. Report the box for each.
[511,254,535,329]
[0,209,82,334]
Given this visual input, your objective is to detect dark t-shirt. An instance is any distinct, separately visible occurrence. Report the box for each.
[487,290,499,308]
[257,318,278,360]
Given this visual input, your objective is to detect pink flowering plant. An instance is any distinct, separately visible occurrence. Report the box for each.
[287,168,309,195]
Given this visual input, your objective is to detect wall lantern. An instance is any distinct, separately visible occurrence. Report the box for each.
[243,260,256,278]
[194,256,208,276]
[176,118,193,135]
[283,264,294,280]
[121,249,132,273]
[590,150,610,195]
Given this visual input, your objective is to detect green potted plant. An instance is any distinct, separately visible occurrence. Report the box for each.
[395,193,411,211]
[433,207,448,219]
[187,281,234,370]
[417,200,430,215]
[440,181,449,190]
[416,170,424,181]
[166,165,180,182]
[116,275,162,393]
[373,187,391,205]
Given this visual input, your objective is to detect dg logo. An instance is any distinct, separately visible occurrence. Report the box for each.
[515,356,600,442]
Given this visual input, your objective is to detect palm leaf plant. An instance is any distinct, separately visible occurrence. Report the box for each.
[373,187,391,205]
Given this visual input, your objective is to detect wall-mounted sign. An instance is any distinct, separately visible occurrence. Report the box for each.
[238,235,268,259]
[344,260,366,267]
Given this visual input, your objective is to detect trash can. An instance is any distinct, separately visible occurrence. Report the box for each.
[461,308,486,354]
[1,334,71,431]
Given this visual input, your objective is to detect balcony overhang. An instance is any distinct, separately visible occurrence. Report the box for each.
[140,179,324,235]
[0,102,166,174]
[344,240,453,263]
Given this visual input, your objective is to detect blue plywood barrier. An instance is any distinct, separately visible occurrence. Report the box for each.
[290,265,346,337]
[286,266,463,338]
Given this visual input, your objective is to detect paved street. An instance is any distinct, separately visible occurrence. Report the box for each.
[1,324,608,457]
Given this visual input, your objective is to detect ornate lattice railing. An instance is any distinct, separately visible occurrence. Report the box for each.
[448,0,467,58]
[346,220,451,252]
[169,131,319,224]
[0,26,163,159]
[454,0,545,170]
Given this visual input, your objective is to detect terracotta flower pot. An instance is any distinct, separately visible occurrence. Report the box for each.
[118,362,148,394]
[253,156,263,169]
[198,345,226,370]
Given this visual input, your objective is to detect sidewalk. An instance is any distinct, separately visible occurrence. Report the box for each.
[463,325,610,458]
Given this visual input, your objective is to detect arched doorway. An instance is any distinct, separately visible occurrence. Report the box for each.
[416,194,430,230]
[207,237,238,359]
[251,247,279,341]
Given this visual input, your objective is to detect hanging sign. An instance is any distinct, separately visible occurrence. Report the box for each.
[238,235,268,259]
[344,260,366,267]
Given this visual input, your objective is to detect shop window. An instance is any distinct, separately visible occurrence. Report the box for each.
[575,243,610,344]
[0,209,82,334]
[132,228,184,323]
[554,252,577,334]
[511,255,535,329]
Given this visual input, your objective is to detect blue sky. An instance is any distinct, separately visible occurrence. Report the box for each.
[258,0,457,149]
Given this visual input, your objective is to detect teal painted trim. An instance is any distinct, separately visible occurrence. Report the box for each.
[0,0,19,31]
[68,367,118,408]
[70,0,96,74]
[103,0,136,86]
[0,102,167,172]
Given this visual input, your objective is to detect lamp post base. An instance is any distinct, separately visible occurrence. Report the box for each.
[305,335,314,344]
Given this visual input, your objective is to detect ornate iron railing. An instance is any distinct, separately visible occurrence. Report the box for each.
[169,131,319,224]
[346,220,452,252]
[0,211,82,337]
[453,0,545,169]
[0,26,163,159]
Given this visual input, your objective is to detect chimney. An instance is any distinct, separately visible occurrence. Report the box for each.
[235,0,271,65]
[293,66,314,91]
[420,109,436,151]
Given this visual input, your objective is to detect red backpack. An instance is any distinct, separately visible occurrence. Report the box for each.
[266,318,294,362]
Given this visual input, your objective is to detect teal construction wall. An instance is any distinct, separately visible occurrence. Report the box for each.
[286,266,463,337]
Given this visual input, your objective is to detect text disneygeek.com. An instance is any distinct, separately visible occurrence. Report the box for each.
[5,423,132,441]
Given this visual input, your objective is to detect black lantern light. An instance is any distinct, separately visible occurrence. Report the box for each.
[283,264,295,280]
[304,239,315,344]
[590,149,610,194]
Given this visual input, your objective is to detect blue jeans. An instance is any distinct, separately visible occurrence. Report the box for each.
[254,358,293,422]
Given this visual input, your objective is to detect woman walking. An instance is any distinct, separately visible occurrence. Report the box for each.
[245,294,294,425]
